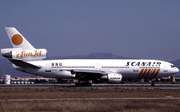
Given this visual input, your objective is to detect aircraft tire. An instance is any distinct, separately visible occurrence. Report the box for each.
[75,82,80,87]
[151,83,155,86]
[87,83,92,86]
[75,82,92,87]
[80,82,86,86]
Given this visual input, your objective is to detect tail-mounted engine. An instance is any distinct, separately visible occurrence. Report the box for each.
[1,48,47,60]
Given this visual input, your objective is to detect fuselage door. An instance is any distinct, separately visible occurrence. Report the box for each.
[96,63,101,71]
[164,64,168,73]
[45,63,51,72]
[133,66,139,72]
[132,66,139,78]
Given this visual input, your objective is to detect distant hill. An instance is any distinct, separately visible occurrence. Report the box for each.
[46,53,130,59]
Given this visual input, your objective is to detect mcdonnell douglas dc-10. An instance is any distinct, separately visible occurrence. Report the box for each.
[1,27,179,86]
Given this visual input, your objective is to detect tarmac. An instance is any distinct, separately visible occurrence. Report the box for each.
[1,97,180,102]
[0,84,180,89]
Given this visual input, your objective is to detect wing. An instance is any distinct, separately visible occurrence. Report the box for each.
[60,69,106,80]
[9,59,41,68]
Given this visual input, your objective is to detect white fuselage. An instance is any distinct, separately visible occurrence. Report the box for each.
[13,59,179,80]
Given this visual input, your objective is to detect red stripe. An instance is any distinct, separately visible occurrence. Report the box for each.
[152,69,160,79]
[144,69,151,79]
[140,69,148,79]
[137,69,144,79]
[146,69,154,79]
[149,69,156,79]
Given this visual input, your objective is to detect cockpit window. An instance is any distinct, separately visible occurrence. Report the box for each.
[171,65,175,68]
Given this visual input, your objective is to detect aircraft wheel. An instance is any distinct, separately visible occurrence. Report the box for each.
[151,83,155,86]
[75,82,80,87]
[87,83,92,86]
[80,82,86,86]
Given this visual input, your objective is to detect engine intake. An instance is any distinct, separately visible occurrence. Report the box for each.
[108,73,122,83]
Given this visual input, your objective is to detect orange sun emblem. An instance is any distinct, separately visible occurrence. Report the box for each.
[11,34,23,45]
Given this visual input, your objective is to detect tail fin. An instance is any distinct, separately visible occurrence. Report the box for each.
[5,27,35,50]
[2,27,47,61]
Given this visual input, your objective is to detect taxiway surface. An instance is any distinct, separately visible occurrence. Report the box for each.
[0,84,180,89]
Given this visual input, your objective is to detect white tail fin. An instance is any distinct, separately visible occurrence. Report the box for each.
[5,27,35,50]
[2,27,47,60]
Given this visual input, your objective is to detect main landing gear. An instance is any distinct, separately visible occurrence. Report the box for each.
[151,79,156,86]
[75,82,92,87]
[75,78,92,87]
[151,82,155,86]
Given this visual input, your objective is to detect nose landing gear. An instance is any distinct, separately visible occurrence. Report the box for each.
[151,82,155,86]
[75,78,92,87]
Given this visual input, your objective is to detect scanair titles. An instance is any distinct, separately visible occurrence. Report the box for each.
[126,62,161,67]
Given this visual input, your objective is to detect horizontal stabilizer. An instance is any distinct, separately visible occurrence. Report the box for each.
[9,59,41,68]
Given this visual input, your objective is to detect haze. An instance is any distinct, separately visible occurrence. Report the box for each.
[0,0,180,61]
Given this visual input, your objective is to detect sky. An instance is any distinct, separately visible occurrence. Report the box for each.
[0,0,180,61]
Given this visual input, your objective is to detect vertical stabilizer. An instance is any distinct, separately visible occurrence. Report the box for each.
[2,27,47,61]
[5,27,35,50]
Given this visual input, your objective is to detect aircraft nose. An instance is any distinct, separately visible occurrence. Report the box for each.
[174,67,179,74]
[176,67,179,73]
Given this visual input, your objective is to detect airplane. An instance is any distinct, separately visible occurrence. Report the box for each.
[1,27,179,86]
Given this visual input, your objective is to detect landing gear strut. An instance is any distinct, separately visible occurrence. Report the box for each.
[75,78,92,87]
[151,79,155,86]
[151,82,155,86]
[75,82,92,87]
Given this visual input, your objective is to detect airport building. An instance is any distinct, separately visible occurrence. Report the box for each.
[0,74,180,84]
[0,75,77,84]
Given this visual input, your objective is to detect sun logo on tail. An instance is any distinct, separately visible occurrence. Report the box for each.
[11,34,23,45]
